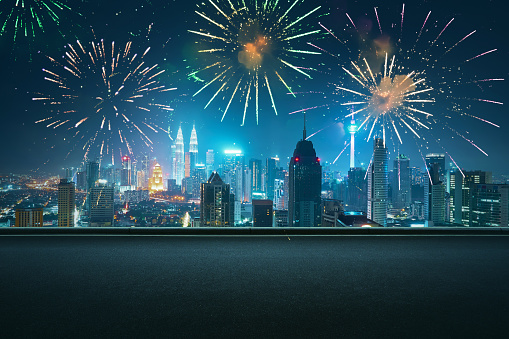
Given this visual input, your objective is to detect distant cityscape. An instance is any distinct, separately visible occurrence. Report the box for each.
[1,120,508,228]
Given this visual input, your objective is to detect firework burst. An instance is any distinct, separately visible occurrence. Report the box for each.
[0,0,79,50]
[189,0,324,125]
[303,4,503,162]
[34,38,175,163]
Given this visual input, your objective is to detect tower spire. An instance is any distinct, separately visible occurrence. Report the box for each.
[303,111,306,140]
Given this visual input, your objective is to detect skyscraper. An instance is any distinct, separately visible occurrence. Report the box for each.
[288,121,322,227]
[347,167,367,212]
[175,125,185,187]
[200,172,234,227]
[206,149,215,178]
[120,155,132,191]
[189,124,198,169]
[266,157,279,202]
[470,184,509,227]
[392,154,411,209]
[89,184,114,227]
[425,153,446,182]
[449,170,492,225]
[86,160,99,192]
[424,163,446,225]
[367,138,388,226]
[149,163,164,192]
[58,179,75,227]
[249,158,262,194]
[348,115,358,168]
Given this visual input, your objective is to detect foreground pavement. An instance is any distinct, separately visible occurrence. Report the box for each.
[1,232,508,337]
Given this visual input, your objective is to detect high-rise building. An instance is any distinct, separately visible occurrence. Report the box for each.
[86,160,99,191]
[190,164,207,199]
[424,163,446,225]
[206,149,215,178]
[175,125,185,186]
[58,179,75,227]
[249,159,262,194]
[222,150,245,205]
[470,184,509,227]
[348,115,358,168]
[120,155,132,191]
[149,163,164,192]
[252,200,273,227]
[266,157,279,202]
[170,144,177,181]
[288,121,322,227]
[15,208,43,227]
[185,152,191,178]
[76,171,87,191]
[367,138,388,226]
[347,167,367,212]
[200,172,234,227]
[89,184,114,227]
[449,170,492,225]
[426,153,446,182]
[190,124,198,169]
[392,154,411,209]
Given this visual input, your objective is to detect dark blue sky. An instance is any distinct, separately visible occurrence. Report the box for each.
[0,0,507,176]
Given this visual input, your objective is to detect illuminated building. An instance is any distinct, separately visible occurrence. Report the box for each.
[367,138,388,226]
[206,149,215,178]
[190,124,198,169]
[58,179,75,227]
[424,163,445,225]
[185,152,191,178]
[252,200,273,227]
[470,184,509,227]
[392,154,411,209]
[149,163,164,192]
[266,157,279,201]
[86,160,99,191]
[200,172,234,227]
[76,171,87,191]
[425,153,446,183]
[347,167,368,212]
[120,155,132,191]
[249,159,262,194]
[288,119,322,227]
[449,170,493,225]
[222,150,245,208]
[89,184,114,227]
[175,125,185,186]
[15,208,43,227]
[321,199,345,227]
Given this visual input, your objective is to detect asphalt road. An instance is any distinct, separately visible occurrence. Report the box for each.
[1,235,509,338]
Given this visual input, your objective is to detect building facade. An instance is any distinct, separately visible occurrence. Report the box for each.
[200,172,234,227]
[367,138,388,226]
[58,178,75,227]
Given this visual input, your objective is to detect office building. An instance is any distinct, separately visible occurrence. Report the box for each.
[392,154,411,209]
[86,160,99,191]
[449,170,492,225]
[470,184,509,227]
[321,199,345,227]
[252,199,273,227]
[249,159,262,194]
[58,179,75,227]
[424,163,446,225]
[149,163,164,192]
[347,167,367,212]
[175,125,185,186]
[15,208,43,227]
[189,124,198,169]
[89,184,114,227]
[266,157,279,201]
[206,149,215,178]
[426,153,446,182]
[288,121,322,227]
[120,155,132,191]
[367,138,388,226]
[200,172,234,227]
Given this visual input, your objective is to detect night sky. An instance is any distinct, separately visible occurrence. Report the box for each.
[0,0,507,176]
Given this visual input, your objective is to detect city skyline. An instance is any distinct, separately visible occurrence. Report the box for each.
[0,0,507,176]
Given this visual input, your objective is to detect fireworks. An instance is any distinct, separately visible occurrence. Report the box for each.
[189,0,324,125]
[304,4,503,159]
[34,39,175,162]
[0,0,76,44]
